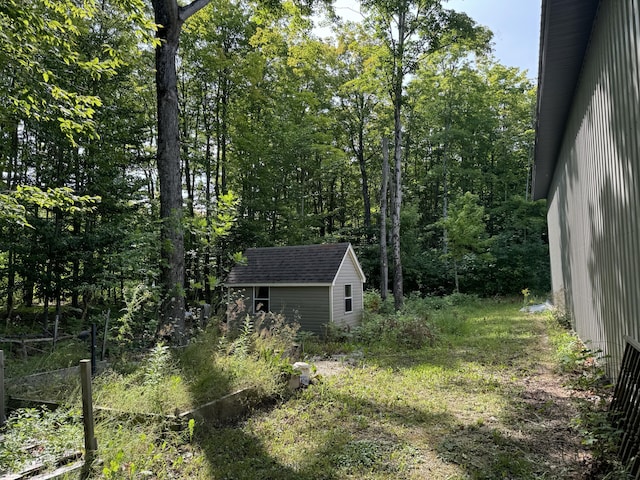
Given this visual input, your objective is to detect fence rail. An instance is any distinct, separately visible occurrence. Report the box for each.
[610,336,640,478]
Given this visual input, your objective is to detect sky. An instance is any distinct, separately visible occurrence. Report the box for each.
[447,0,542,79]
[323,0,542,80]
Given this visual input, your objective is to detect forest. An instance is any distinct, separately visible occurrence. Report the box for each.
[0,0,549,339]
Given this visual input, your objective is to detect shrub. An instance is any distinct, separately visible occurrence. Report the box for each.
[355,309,434,350]
[363,290,394,314]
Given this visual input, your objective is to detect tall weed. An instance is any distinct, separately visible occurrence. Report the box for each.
[0,408,82,475]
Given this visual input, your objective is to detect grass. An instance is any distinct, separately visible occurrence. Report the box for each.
[0,407,83,476]
[182,296,593,479]
[3,339,91,379]
[217,299,557,480]
[3,296,609,479]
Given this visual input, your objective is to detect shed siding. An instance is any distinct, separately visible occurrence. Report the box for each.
[546,0,640,378]
[228,286,330,335]
[270,286,331,334]
[332,253,364,329]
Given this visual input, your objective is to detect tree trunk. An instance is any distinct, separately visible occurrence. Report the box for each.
[390,10,406,311]
[454,260,459,293]
[152,0,211,341]
[6,247,15,318]
[356,97,372,238]
[391,115,403,310]
[380,137,390,301]
[204,96,213,304]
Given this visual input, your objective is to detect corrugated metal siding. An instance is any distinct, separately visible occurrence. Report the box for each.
[332,254,364,329]
[547,0,640,379]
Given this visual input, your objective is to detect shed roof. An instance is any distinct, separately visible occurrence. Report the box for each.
[225,243,365,286]
[533,0,600,200]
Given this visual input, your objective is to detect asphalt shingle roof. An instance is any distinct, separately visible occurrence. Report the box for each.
[226,243,352,285]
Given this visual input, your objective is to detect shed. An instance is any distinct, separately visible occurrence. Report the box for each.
[534,0,640,379]
[225,243,366,335]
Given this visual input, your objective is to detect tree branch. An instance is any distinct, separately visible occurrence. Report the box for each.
[179,0,210,22]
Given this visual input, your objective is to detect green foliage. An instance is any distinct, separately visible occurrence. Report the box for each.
[222,315,255,358]
[97,421,204,479]
[0,0,156,139]
[92,318,294,415]
[0,186,100,228]
[116,284,157,345]
[356,296,436,350]
[548,302,573,330]
[0,408,82,475]
[363,289,395,315]
[144,343,175,386]
[0,0,547,344]
[3,339,89,378]
[438,192,494,292]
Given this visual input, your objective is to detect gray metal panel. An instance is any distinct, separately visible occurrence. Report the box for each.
[533,0,600,200]
[546,0,640,379]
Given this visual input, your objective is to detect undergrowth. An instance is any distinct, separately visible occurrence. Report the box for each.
[6,295,623,479]
[547,312,628,479]
[319,290,479,351]
[0,408,82,476]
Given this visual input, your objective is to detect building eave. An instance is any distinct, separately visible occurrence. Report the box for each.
[224,283,332,288]
[533,0,600,200]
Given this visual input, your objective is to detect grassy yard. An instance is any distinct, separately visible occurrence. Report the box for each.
[4,297,607,479]
[186,298,591,480]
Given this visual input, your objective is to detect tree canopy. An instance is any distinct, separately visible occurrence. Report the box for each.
[0,0,548,338]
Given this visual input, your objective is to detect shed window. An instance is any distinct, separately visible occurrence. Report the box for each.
[345,284,353,313]
[254,286,270,313]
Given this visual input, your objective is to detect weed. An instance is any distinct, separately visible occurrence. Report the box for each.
[521,287,531,306]
[363,290,395,314]
[0,408,82,475]
[116,283,157,346]
[4,339,89,378]
[144,342,175,385]
[355,309,435,350]
[549,327,627,478]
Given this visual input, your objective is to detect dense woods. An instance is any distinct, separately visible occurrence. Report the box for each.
[0,0,548,338]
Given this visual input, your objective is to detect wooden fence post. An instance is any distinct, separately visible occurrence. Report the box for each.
[0,350,5,426]
[80,360,97,455]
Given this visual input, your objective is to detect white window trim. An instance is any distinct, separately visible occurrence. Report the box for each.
[345,284,353,313]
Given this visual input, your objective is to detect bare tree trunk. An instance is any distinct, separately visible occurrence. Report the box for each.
[6,247,15,318]
[389,10,406,311]
[152,0,210,342]
[380,138,390,300]
[355,95,372,238]
[203,99,213,304]
[391,118,403,310]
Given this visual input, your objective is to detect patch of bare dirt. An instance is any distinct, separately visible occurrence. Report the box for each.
[310,352,362,378]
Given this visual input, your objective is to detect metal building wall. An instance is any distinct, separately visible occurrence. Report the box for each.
[547,0,640,378]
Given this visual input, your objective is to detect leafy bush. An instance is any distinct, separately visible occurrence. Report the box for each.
[363,290,394,314]
[355,309,434,350]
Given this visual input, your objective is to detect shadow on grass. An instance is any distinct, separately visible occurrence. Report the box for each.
[115,305,583,480]
[193,386,457,480]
